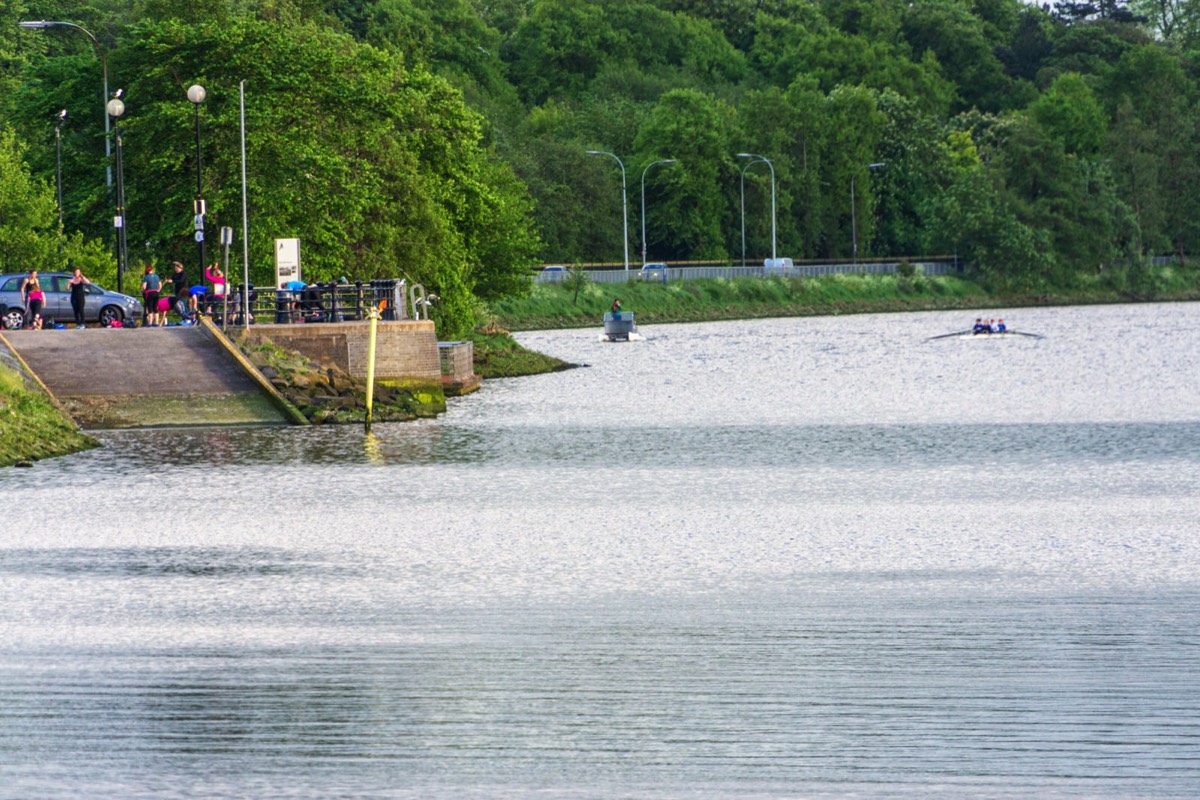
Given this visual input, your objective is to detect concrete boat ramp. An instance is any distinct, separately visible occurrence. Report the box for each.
[0,325,291,429]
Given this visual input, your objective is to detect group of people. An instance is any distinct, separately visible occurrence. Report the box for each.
[973,317,1007,334]
[141,261,226,327]
[14,268,93,330]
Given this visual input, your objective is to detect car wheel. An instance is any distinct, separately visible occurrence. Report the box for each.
[2,308,24,330]
[98,305,124,327]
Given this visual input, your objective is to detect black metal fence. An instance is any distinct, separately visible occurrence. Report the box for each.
[210,279,412,326]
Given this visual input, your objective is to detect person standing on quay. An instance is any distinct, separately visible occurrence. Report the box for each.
[142,264,163,327]
[20,271,44,327]
[67,268,91,328]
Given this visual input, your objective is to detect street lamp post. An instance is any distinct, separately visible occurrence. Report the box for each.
[18,21,111,188]
[851,162,885,272]
[107,94,128,293]
[586,150,629,272]
[640,159,675,266]
[737,153,776,267]
[188,84,207,279]
[54,110,66,226]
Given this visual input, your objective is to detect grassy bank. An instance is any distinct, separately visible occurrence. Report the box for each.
[469,328,572,378]
[0,355,96,467]
[489,267,1200,332]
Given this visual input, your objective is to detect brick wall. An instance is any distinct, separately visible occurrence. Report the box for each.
[243,321,441,382]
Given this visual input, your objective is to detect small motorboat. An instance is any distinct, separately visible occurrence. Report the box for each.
[601,311,642,342]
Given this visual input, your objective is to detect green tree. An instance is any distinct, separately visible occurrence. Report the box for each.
[633,89,733,260]
[0,127,60,274]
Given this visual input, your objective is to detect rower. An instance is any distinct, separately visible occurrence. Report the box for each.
[973,318,987,334]
[996,319,1007,333]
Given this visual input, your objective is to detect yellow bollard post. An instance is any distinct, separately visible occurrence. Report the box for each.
[365,304,380,431]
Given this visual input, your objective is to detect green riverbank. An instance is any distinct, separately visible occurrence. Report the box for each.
[489,268,1200,332]
[0,349,96,468]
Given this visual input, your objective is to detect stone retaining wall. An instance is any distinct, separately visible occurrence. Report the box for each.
[241,321,442,383]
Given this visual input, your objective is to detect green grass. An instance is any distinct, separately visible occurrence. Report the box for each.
[469,330,572,378]
[491,273,988,331]
[491,267,1200,332]
[0,362,96,467]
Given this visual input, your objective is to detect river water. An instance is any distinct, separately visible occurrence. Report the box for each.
[2,303,1199,798]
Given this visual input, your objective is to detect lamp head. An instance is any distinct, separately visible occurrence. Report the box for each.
[586,150,601,155]
[106,98,125,118]
[186,84,206,104]
[868,162,885,169]
[18,21,55,28]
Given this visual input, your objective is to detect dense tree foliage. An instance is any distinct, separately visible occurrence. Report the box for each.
[5,0,1200,326]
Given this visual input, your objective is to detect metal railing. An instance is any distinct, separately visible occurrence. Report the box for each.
[211,279,410,327]
[545,259,958,285]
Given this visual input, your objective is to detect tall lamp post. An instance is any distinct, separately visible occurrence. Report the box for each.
[54,109,66,226]
[18,21,111,188]
[851,162,885,272]
[586,150,629,273]
[640,159,675,266]
[737,153,776,267]
[107,93,128,293]
[188,84,207,278]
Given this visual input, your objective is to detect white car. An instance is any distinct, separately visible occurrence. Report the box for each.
[640,263,668,281]
[536,265,567,283]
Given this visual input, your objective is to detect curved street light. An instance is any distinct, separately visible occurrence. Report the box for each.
[586,150,629,272]
[640,159,676,266]
[851,162,885,272]
[19,21,111,188]
[188,84,207,278]
[737,153,776,268]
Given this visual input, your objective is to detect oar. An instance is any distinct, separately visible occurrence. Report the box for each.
[1005,330,1044,339]
[925,330,973,341]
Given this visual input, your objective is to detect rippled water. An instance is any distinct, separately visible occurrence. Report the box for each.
[2,303,1199,798]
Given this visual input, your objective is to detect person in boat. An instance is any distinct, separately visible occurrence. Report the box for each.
[611,298,622,314]
[973,317,987,334]
[996,319,1007,333]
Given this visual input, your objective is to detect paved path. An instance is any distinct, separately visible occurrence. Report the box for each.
[2,327,286,428]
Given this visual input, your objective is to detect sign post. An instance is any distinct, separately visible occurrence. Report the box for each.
[275,238,300,288]
[220,226,234,331]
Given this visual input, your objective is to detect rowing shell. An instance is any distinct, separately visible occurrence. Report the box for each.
[926,329,1044,341]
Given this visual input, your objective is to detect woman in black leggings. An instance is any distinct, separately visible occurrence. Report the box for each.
[68,268,91,327]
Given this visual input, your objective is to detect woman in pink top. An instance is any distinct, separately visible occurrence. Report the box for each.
[20,271,45,328]
[205,262,226,297]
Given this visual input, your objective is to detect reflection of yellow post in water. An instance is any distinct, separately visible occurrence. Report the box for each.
[365,302,381,431]
[363,431,383,464]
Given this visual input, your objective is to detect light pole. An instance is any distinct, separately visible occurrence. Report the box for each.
[851,162,885,272]
[54,109,66,226]
[586,150,629,272]
[107,93,128,293]
[640,159,675,265]
[737,153,775,267]
[738,158,760,269]
[188,84,207,280]
[18,21,111,188]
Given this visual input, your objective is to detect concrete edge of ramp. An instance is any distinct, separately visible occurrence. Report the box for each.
[0,330,73,420]
[199,318,310,426]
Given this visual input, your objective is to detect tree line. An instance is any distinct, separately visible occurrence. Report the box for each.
[2,0,1198,334]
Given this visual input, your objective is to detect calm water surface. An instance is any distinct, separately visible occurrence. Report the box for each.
[2,303,1199,798]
